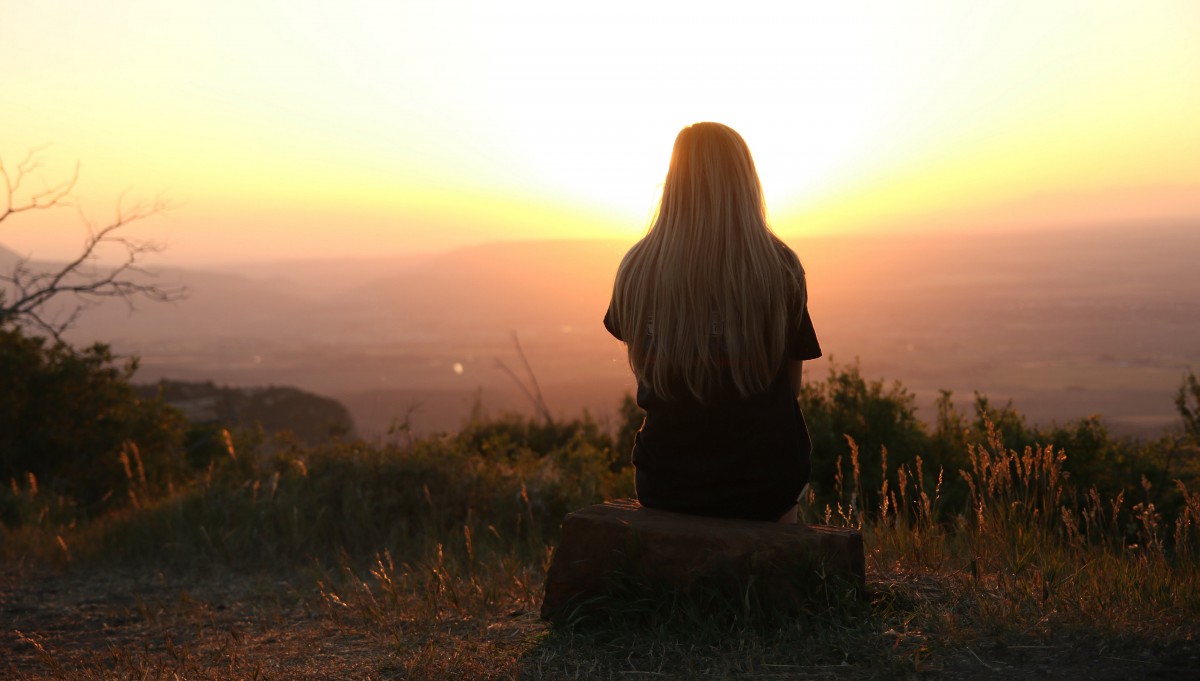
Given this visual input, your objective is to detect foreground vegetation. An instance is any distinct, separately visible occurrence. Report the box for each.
[4,324,1200,679]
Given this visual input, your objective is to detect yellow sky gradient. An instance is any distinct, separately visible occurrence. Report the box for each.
[2,0,1198,264]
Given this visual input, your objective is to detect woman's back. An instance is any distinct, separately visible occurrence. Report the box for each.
[605,123,822,522]
[607,123,804,405]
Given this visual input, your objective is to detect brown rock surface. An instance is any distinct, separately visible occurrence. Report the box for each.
[541,498,865,620]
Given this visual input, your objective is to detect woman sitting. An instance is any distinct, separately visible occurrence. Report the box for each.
[604,122,822,524]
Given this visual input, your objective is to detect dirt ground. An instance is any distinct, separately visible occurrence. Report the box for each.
[4,564,1199,680]
[1,565,407,679]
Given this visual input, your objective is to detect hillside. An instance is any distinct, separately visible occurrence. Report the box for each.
[137,380,356,444]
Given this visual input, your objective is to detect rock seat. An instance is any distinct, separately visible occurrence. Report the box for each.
[541,498,865,620]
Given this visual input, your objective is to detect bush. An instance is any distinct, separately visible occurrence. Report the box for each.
[799,361,931,509]
[80,423,635,567]
[0,325,186,520]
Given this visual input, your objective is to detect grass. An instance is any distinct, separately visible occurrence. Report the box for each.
[4,417,1200,679]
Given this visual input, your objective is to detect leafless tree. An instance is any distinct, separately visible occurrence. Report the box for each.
[0,147,186,339]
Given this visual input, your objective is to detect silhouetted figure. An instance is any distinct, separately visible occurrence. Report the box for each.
[605,122,821,523]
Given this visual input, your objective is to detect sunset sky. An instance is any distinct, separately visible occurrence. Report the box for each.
[2,0,1198,265]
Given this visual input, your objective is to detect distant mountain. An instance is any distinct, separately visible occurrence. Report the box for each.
[0,244,317,344]
[336,239,629,333]
[137,380,355,443]
[47,239,629,346]
[0,243,19,267]
[10,222,1200,439]
[205,253,435,301]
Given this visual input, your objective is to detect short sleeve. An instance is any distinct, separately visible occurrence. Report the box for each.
[603,303,623,341]
[786,277,822,361]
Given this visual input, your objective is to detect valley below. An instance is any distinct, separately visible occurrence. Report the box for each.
[34,221,1200,441]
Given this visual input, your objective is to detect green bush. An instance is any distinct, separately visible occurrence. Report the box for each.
[800,361,932,510]
[798,362,1200,531]
[0,325,187,521]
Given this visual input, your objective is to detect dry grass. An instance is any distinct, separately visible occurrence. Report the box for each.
[5,420,1200,679]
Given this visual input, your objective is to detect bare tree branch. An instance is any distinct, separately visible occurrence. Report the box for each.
[0,146,79,224]
[0,148,187,340]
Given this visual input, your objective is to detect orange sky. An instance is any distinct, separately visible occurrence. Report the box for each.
[2,0,1198,265]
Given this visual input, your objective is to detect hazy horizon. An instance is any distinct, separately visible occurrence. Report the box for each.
[5,221,1190,445]
[11,208,1198,271]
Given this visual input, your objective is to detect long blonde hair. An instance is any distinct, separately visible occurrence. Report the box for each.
[609,122,804,402]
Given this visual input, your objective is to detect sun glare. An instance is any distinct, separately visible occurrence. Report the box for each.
[466,3,903,222]
[2,0,1198,260]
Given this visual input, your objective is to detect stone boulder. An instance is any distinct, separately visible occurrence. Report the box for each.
[541,498,865,620]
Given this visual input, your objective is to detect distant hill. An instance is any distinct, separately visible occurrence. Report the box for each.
[137,380,355,444]
[0,243,19,266]
[36,239,629,345]
[9,221,1200,439]
[205,253,436,301]
[0,243,25,292]
[340,239,629,332]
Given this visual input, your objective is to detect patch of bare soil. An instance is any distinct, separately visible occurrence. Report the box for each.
[933,635,1200,681]
[1,565,401,680]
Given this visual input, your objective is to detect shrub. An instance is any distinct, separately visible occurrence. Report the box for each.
[0,325,186,520]
[79,425,634,567]
[800,360,931,509]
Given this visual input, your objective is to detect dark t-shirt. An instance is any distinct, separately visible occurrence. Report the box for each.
[603,274,822,521]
